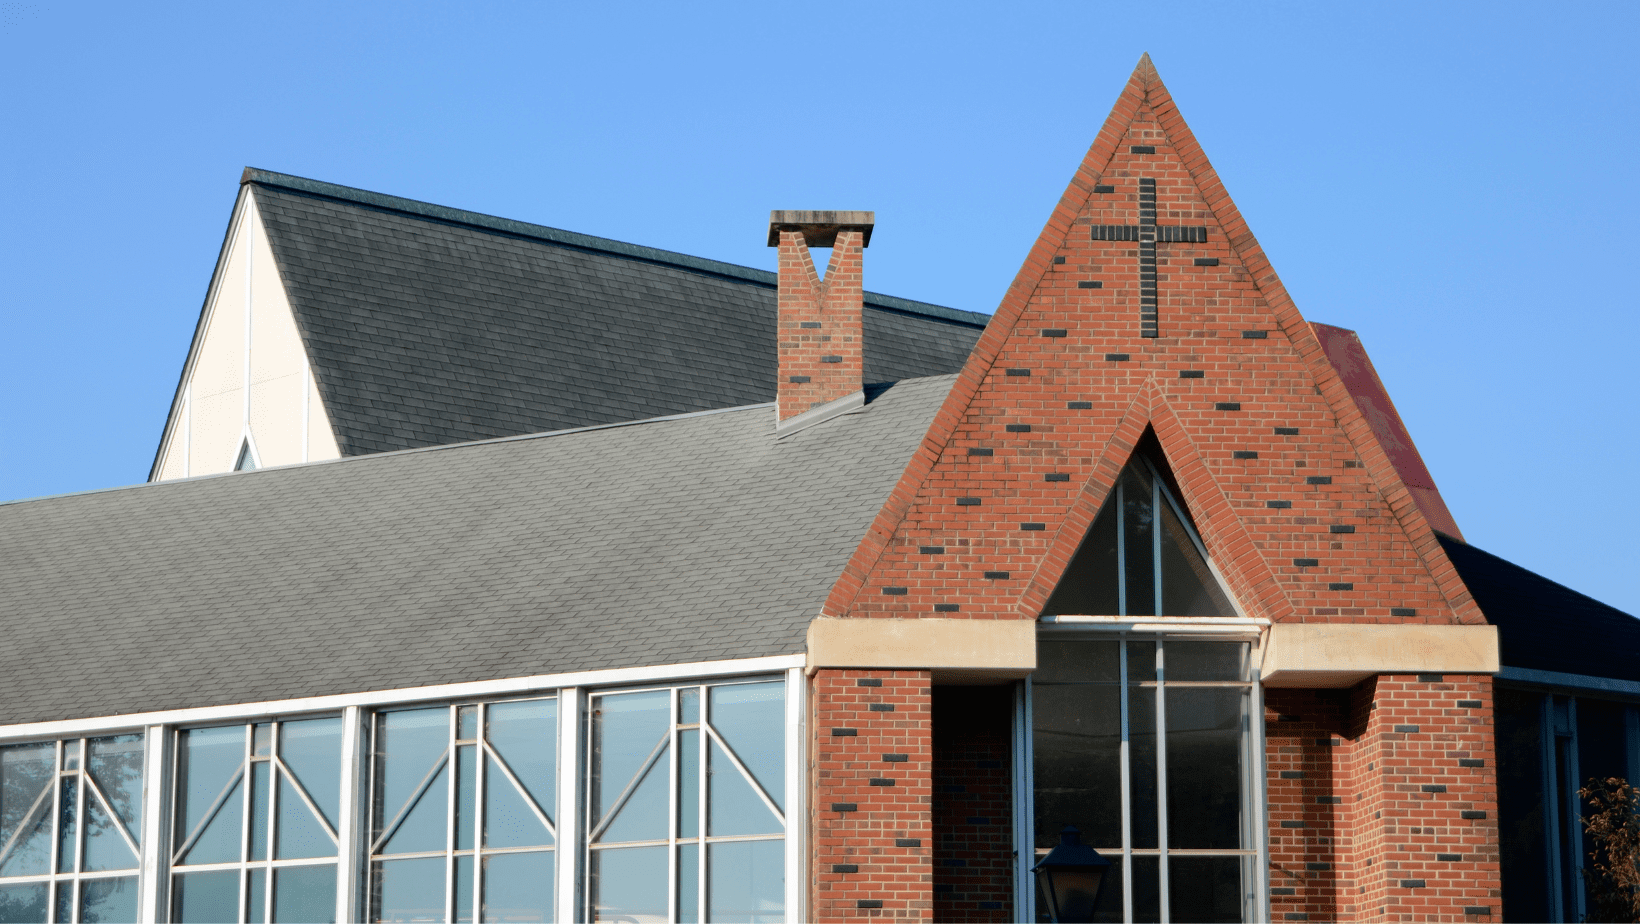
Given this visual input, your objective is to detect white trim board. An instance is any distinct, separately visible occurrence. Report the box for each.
[0,654,807,742]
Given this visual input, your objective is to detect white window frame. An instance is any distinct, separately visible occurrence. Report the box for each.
[1017,622,1271,924]
[0,654,805,924]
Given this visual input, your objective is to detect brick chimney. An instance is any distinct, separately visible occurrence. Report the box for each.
[767,210,874,425]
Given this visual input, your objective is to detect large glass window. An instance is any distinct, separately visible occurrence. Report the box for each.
[0,735,145,924]
[368,699,557,924]
[170,718,342,923]
[1032,637,1259,923]
[587,680,785,923]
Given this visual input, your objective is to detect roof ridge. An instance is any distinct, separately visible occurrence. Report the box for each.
[240,168,990,328]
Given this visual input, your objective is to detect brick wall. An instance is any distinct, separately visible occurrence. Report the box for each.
[931,686,1014,921]
[813,670,933,920]
[777,229,864,421]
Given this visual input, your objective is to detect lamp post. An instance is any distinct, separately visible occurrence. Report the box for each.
[1031,825,1111,923]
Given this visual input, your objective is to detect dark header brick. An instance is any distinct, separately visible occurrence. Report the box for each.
[1330,524,1356,534]
[1217,402,1242,411]
[788,375,811,383]
[869,703,895,712]
[1068,401,1093,409]
[1418,673,1444,682]
[983,571,1011,580]
[967,447,993,457]
[857,678,882,687]
[831,728,857,737]
[895,838,921,847]
[1005,424,1032,433]
[956,497,981,506]
[1105,353,1129,362]
[1294,558,1319,568]
[1045,473,1070,482]
[1275,426,1299,435]
[1078,280,1103,289]
[933,603,959,613]
[1042,328,1068,337]
[919,546,944,555]
[1021,523,1046,531]
[1391,607,1417,617]
[1457,702,1483,711]
[1131,145,1156,154]
[1005,368,1031,376]
[882,586,907,595]
[831,802,857,811]
[1267,500,1293,509]
[882,753,908,762]
[1394,725,1420,734]
[1329,582,1354,591]
[1462,811,1487,819]
[1093,185,1115,193]
[833,864,859,873]
[1307,476,1333,485]
[1180,370,1205,379]
[1241,329,1267,338]
[1234,450,1258,459]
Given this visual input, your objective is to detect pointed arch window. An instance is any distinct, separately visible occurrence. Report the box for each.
[234,441,258,472]
[1043,453,1234,618]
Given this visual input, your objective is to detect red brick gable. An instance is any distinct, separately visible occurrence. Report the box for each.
[822,55,1480,627]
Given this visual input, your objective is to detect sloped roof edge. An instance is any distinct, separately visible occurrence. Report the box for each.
[239,168,990,328]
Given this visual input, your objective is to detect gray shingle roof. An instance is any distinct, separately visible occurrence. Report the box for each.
[2,375,954,726]
[233,170,985,460]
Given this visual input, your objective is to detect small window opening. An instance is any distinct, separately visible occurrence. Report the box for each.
[235,440,258,471]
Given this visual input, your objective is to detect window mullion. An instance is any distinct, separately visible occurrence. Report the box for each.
[445,706,457,924]
[667,690,678,924]
[696,688,707,924]
[335,706,364,924]
[555,689,580,924]
[139,725,169,924]
[1155,639,1170,924]
[1119,637,1133,924]
[474,702,486,924]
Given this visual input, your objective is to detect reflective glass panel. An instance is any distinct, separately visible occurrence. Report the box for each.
[455,855,474,924]
[589,692,668,832]
[379,764,447,856]
[371,857,444,924]
[1126,640,1156,683]
[249,868,266,924]
[706,739,780,837]
[1164,641,1247,682]
[679,689,700,726]
[0,883,48,924]
[81,787,138,872]
[1034,854,1123,924]
[1128,686,1158,850]
[457,707,479,742]
[1157,500,1234,617]
[250,761,270,862]
[176,726,245,866]
[374,709,448,856]
[1166,688,1245,849]
[677,843,699,924]
[275,774,333,860]
[708,683,785,812]
[79,875,137,924]
[1121,467,1156,616]
[677,730,700,839]
[0,742,55,878]
[1035,640,1120,683]
[589,847,665,923]
[1131,855,1161,924]
[484,701,554,828]
[483,756,550,849]
[597,744,668,844]
[56,778,78,874]
[53,883,69,924]
[455,746,477,852]
[85,736,143,842]
[707,839,783,923]
[279,719,342,830]
[1168,855,1243,923]
[1032,684,1122,850]
[482,852,552,923]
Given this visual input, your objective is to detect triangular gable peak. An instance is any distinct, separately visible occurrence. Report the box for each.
[151,187,340,481]
[825,55,1480,626]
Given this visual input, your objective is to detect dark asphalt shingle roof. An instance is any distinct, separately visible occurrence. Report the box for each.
[1439,534,1640,682]
[237,170,985,459]
[2,375,955,725]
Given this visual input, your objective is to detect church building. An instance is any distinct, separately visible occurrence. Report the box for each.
[2,56,1637,924]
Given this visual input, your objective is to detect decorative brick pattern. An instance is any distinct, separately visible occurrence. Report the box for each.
[814,670,933,920]
[777,229,865,421]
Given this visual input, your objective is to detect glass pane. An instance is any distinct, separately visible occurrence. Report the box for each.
[53,884,69,924]
[279,719,342,830]
[276,774,335,860]
[679,689,700,726]
[64,743,81,772]
[82,787,138,872]
[482,852,552,923]
[597,744,668,844]
[250,761,270,862]
[1041,491,1120,616]
[0,883,48,924]
[79,876,137,924]
[175,725,245,865]
[707,840,783,923]
[677,730,699,839]
[1121,466,1156,616]
[273,866,339,923]
[1035,640,1120,683]
[1129,685,1158,849]
[708,683,785,814]
[1034,854,1122,923]
[1164,642,1247,682]
[484,756,551,849]
[57,777,77,873]
[589,846,666,923]
[590,691,668,830]
[677,843,699,924]
[380,764,447,856]
[457,708,478,743]
[455,855,474,924]
[173,869,240,924]
[0,741,55,878]
[1127,640,1156,683]
[1166,688,1245,849]
[455,747,476,852]
[1157,499,1235,617]
[372,857,444,924]
[485,700,555,825]
[1131,855,1161,923]
[707,739,780,837]
[1031,684,1122,850]
[253,725,273,758]
[1168,855,1243,923]
[250,868,266,924]
[85,736,144,840]
[374,708,449,856]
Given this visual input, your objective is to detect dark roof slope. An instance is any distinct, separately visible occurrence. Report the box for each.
[2,375,954,725]
[240,170,985,458]
[1439,534,1640,682]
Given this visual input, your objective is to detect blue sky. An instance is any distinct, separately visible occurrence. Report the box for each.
[2,2,1637,614]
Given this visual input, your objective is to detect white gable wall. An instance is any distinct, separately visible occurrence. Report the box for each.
[153,191,341,481]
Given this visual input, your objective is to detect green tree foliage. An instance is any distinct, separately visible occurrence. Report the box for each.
[1581,777,1640,923]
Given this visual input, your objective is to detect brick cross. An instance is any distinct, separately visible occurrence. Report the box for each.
[1090,177,1207,338]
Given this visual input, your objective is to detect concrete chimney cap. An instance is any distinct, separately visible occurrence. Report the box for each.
[767,210,874,248]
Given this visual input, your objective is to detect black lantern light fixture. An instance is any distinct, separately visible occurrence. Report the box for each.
[1032,825,1111,923]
